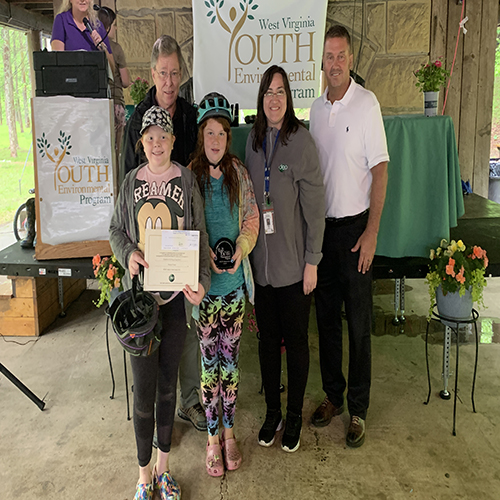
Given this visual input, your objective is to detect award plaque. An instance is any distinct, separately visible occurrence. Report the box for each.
[213,237,235,270]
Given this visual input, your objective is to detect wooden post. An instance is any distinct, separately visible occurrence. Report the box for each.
[430,0,448,117]
[445,1,465,148]
[27,30,40,99]
[458,0,481,187]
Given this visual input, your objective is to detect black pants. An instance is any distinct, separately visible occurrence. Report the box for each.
[129,293,187,467]
[255,281,311,416]
[315,212,372,420]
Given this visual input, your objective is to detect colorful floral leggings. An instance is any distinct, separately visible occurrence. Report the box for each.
[196,286,246,437]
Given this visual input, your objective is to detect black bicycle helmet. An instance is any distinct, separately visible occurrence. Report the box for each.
[109,276,162,357]
[197,92,232,125]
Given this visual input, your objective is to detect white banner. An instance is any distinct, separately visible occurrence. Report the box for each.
[193,0,328,108]
[33,96,115,246]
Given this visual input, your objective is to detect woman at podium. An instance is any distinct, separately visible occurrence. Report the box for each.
[51,0,114,70]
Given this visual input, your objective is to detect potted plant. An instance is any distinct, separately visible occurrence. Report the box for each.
[414,58,450,117]
[92,254,125,308]
[426,239,488,323]
[129,77,149,106]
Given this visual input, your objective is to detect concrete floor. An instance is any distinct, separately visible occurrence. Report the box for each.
[1,276,500,500]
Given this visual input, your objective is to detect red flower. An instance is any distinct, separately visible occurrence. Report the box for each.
[434,60,442,68]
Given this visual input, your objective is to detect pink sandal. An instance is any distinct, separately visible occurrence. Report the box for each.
[206,441,224,477]
[221,431,242,471]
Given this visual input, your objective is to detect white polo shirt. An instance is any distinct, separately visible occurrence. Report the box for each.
[310,78,389,219]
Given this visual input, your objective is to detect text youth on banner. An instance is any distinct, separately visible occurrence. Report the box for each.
[33,96,115,246]
[193,0,328,109]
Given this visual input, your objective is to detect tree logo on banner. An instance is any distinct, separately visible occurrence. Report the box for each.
[204,0,259,81]
[37,131,72,191]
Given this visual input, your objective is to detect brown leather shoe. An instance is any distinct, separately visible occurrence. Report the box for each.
[311,396,344,427]
[346,415,365,448]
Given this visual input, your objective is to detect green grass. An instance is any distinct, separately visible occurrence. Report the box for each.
[0,123,35,225]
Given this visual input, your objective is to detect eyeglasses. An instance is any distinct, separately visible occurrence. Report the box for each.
[264,89,286,99]
[154,69,181,82]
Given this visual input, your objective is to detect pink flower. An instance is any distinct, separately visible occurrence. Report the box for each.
[445,257,456,277]
[435,60,442,68]
[456,265,465,284]
[114,277,121,289]
[484,256,489,269]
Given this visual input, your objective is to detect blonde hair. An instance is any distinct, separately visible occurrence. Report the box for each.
[57,0,98,26]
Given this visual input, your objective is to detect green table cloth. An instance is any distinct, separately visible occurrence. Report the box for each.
[230,114,464,259]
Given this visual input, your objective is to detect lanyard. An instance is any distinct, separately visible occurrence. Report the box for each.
[262,130,280,205]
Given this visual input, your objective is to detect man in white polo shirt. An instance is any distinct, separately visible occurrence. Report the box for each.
[309,24,389,448]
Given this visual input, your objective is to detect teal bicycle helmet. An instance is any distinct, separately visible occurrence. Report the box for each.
[197,92,233,125]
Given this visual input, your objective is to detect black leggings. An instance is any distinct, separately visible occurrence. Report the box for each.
[129,294,187,467]
[255,281,311,416]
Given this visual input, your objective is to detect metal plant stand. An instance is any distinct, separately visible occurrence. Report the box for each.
[424,305,479,436]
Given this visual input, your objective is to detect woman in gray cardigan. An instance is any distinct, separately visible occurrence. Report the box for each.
[245,66,325,454]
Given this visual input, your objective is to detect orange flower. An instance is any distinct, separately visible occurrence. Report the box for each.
[484,256,489,269]
[473,246,483,259]
[456,265,465,284]
[107,265,116,280]
[92,254,101,267]
[445,257,455,277]
[114,277,121,289]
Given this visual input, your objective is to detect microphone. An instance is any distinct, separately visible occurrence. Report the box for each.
[83,17,93,34]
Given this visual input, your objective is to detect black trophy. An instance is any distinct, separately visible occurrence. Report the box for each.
[213,237,235,270]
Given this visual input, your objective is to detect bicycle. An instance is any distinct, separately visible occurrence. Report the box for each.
[13,188,35,242]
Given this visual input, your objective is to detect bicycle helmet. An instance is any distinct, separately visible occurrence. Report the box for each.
[109,276,162,357]
[197,92,233,125]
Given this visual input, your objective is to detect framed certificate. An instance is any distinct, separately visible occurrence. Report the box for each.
[144,229,199,292]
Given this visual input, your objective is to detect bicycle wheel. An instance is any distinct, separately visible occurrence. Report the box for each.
[13,202,27,241]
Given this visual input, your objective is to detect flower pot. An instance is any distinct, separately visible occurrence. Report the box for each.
[435,285,472,327]
[424,91,439,117]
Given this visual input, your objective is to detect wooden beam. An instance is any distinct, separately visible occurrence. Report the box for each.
[474,0,498,197]
[0,0,52,32]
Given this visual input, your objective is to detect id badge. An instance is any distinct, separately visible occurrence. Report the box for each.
[262,200,275,234]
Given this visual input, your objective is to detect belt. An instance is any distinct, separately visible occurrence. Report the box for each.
[326,209,369,226]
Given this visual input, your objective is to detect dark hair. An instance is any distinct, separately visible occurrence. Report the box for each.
[252,65,304,152]
[97,6,116,31]
[191,117,240,211]
[324,24,351,52]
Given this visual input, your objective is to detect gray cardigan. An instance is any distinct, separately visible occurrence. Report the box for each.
[109,161,211,324]
[245,125,325,288]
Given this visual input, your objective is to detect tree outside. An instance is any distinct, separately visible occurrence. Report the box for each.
[0,26,34,227]
[490,25,500,159]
